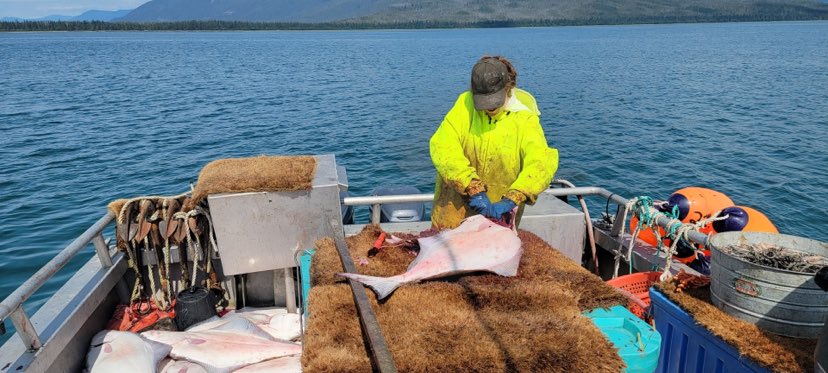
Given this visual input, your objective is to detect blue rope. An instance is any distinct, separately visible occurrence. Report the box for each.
[629,196,656,274]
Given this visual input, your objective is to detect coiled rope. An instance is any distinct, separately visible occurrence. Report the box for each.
[614,196,729,281]
[116,193,188,309]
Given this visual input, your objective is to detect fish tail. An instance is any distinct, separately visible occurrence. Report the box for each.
[336,273,400,300]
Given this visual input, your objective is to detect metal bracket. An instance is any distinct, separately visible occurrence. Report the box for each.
[140,245,184,265]
[371,203,381,225]
[10,307,41,351]
[93,233,113,267]
[610,204,628,238]
[283,268,296,314]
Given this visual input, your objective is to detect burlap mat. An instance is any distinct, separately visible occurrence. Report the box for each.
[302,227,628,372]
[108,198,128,217]
[191,155,316,203]
[654,282,817,373]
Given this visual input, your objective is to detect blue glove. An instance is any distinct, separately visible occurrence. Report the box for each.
[485,199,517,220]
[468,192,492,214]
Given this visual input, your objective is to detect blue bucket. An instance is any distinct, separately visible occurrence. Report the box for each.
[584,305,661,373]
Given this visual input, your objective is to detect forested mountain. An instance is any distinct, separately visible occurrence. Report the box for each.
[356,0,828,24]
[2,10,133,22]
[71,10,133,21]
[119,0,390,22]
[119,0,828,24]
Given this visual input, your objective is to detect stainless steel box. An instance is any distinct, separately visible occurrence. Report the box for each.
[208,154,344,276]
[521,192,586,263]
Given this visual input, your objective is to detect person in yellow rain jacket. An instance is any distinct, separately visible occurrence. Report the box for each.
[430,55,559,229]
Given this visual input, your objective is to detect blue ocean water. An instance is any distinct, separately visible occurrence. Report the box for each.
[0,22,826,345]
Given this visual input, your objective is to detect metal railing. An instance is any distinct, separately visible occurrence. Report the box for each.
[0,182,711,351]
[341,183,710,246]
[0,213,116,350]
[343,194,434,224]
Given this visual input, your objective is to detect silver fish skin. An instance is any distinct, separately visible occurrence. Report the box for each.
[337,214,523,299]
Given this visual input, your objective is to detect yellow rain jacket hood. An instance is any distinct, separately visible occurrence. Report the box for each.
[430,88,559,229]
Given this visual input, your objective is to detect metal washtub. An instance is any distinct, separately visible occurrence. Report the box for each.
[708,232,828,338]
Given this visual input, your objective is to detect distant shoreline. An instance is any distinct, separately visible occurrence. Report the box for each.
[2,16,828,32]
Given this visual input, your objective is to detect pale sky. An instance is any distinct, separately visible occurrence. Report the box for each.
[0,0,148,18]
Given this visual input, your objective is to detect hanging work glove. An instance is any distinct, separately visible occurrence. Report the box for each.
[468,192,492,214]
[485,198,517,220]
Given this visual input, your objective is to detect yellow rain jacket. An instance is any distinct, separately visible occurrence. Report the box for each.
[430,88,559,229]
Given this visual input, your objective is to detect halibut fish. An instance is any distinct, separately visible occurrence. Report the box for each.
[141,329,301,373]
[86,309,302,373]
[158,358,208,373]
[337,215,523,300]
[86,330,170,373]
[234,355,302,372]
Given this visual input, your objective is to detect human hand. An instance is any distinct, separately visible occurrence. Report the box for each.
[485,199,517,220]
[468,192,492,214]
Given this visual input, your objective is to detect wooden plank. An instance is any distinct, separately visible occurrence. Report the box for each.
[329,219,397,373]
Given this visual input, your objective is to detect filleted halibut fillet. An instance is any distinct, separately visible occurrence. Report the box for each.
[337,215,523,299]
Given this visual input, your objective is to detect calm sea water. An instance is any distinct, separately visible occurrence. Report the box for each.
[1,22,826,345]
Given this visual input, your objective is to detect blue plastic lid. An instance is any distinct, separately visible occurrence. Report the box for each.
[584,305,662,373]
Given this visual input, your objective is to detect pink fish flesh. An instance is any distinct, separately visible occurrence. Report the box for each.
[337,215,522,299]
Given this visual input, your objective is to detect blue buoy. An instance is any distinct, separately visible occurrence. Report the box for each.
[661,193,690,220]
[712,206,749,232]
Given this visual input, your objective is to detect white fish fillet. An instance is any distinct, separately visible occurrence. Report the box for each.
[186,311,301,342]
[233,355,302,373]
[86,330,170,373]
[233,309,300,341]
[265,313,302,341]
[186,315,275,341]
[186,315,223,331]
[159,358,208,373]
[142,329,301,373]
[338,215,523,299]
[236,307,288,318]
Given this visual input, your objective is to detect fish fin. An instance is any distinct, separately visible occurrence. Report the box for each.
[336,273,401,300]
[385,235,404,245]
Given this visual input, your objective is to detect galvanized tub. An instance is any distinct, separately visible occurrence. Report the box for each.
[708,232,828,338]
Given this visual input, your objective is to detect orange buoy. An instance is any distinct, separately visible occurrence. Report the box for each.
[629,215,664,247]
[712,205,779,233]
[662,187,734,226]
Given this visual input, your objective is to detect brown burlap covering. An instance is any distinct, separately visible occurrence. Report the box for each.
[654,282,818,373]
[107,198,128,217]
[303,227,628,372]
[190,155,316,204]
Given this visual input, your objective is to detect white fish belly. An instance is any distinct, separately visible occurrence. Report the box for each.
[408,215,522,281]
[142,329,301,372]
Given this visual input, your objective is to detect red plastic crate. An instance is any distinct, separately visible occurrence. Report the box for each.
[606,272,662,319]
